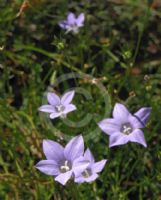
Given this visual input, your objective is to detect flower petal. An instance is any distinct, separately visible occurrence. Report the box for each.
[47,92,60,106]
[134,107,152,125]
[74,176,85,183]
[35,160,60,176]
[84,174,99,182]
[72,156,90,177]
[98,118,121,135]
[92,160,107,173]
[63,104,76,114]
[76,13,85,26]
[43,139,64,162]
[75,174,98,183]
[64,135,84,161]
[55,170,72,185]
[67,13,76,25]
[109,132,129,147]
[84,148,95,163]
[38,105,55,113]
[50,112,61,119]
[61,91,75,105]
[59,21,68,29]
[128,115,144,129]
[113,103,130,122]
[129,129,147,147]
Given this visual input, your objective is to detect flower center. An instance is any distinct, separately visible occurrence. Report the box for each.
[59,160,72,173]
[70,23,79,33]
[55,104,65,112]
[71,22,77,28]
[121,123,133,135]
[82,169,92,178]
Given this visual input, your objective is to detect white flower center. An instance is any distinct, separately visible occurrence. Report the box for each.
[82,169,92,178]
[55,104,65,112]
[59,160,72,173]
[121,123,133,135]
[70,23,79,33]
[71,22,77,28]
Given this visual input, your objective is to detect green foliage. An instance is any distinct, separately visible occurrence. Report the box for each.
[0,0,161,199]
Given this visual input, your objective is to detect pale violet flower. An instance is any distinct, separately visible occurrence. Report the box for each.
[39,90,76,119]
[75,148,107,183]
[59,12,85,34]
[35,135,89,185]
[98,103,151,148]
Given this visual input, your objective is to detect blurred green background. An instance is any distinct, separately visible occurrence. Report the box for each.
[0,0,161,199]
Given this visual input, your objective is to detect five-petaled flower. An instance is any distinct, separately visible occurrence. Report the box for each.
[35,135,89,185]
[75,148,107,183]
[38,90,76,119]
[59,12,85,34]
[98,103,151,148]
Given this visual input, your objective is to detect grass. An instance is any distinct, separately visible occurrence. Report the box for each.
[0,0,161,199]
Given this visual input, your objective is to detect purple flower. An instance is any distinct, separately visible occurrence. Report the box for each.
[75,149,107,183]
[59,12,85,34]
[35,135,89,185]
[39,90,76,119]
[98,103,152,148]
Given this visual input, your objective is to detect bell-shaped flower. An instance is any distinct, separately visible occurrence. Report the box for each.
[59,12,85,34]
[98,103,151,148]
[35,135,89,185]
[38,90,76,119]
[75,148,107,183]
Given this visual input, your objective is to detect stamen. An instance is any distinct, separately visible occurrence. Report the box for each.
[59,160,71,173]
[82,169,92,178]
[121,123,133,135]
[70,23,79,33]
[71,22,77,28]
[55,104,65,112]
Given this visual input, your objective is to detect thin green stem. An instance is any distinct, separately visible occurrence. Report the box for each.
[68,182,81,200]
[132,1,150,66]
